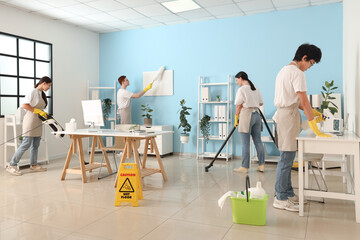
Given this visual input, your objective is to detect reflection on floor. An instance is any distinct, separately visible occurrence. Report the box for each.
[1,154,360,240]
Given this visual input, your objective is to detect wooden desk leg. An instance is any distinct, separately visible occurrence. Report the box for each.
[97,136,113,174]
[89,137,96,164]
[142,138,150,169]
[354,143,360,223]
[151,137,167,181]
[61,136,75,180]
[114,140,129,188]
[126,139,131,158]
[77,137,87,183]
[132,139,141,169]
[298,140,304,217]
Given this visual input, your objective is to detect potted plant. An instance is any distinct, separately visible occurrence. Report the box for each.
[102,98,112,121]
[178,99,192,143]
[320,80,339,116]
[200,114,211,142]
[141,104,153,127]
[216,95,220,102]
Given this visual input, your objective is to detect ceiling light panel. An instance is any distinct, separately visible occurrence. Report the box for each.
[194,0,233,8]
[161,0,201,13]
[176,8,211,19]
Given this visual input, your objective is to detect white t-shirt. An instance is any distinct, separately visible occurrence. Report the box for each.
[235,85,263,108]
[117,89,133,109]
[274,65,307,108]
[24,88,44,110]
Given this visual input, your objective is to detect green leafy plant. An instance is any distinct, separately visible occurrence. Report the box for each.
[320,80,338,115]
[129,124,139,131]
[216,95,220,99]
[200,114,211,142]
[102,98,112,121]
[178,99,192,135]
[141,104,153,119]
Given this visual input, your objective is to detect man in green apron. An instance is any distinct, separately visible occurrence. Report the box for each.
[272,44,330,212]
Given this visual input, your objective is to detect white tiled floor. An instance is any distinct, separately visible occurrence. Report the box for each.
[1,154,360,240]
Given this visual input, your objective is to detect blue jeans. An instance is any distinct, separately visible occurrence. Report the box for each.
[10,137,41,166]
[239,112,265,168]
[275,151,296,200]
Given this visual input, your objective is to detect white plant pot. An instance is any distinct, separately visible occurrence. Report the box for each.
[180,134,189,143]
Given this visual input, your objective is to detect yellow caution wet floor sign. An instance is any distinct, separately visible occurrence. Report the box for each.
[115,163,143,207]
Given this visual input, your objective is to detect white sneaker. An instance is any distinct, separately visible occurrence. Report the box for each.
[288,195,308,204]
[6,166,22,176]
[257,164,265,172]
[233,167,248,173]
[30,165,47,172]
[273,197,299,212]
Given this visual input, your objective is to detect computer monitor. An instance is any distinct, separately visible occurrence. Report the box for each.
[81,99,104,128]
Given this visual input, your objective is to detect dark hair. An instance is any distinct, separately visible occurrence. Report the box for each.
[293,43,322,63]
[235,71,256,91]
[118,75,126,85]
[35,76,52,107]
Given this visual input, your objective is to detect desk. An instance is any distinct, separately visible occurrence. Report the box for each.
[297,130,360,223]
[57,129,170,184]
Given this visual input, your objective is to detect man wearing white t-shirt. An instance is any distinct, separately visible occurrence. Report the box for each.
[117,75,152,124]
[272,44,331,212]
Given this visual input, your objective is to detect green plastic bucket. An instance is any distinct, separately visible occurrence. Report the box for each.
[230,193,268,226]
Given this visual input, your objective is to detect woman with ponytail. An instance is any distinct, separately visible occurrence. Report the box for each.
[6,76,52,176]
[233,71,265,173]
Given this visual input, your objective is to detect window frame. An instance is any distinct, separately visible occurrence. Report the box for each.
[0,32,53,118]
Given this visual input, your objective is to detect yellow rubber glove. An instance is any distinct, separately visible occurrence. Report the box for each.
[308,119,331,137]
[33,108,48,118]
[234,114,239,128]
[312,109,324,123]
[143,83,153,92]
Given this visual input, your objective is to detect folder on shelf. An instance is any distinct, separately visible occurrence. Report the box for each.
[222,123,227,139]
[214,105,219,121]
[221,106,226,121]
[202,87,209,102]
[218,123,223,139]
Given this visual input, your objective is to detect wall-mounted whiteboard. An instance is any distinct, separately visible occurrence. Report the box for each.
[143,70,173,96]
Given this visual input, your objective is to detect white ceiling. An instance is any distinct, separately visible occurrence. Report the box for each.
[0,0,342,33]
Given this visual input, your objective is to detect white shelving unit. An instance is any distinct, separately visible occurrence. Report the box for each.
[88,81,117,127]
[88,81,117,148]
[196,75,233,161]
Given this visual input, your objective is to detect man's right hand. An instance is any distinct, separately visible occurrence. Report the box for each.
[308,119,331,137]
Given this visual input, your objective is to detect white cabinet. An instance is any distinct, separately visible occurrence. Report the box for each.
[196,75,233,161]
[138,125,173,157]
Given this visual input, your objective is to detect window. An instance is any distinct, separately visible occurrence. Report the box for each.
[0,32,52,117]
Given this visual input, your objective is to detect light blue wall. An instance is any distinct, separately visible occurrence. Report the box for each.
[100,3,342,156]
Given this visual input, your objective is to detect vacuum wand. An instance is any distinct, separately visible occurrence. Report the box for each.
[205,126,237,172]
